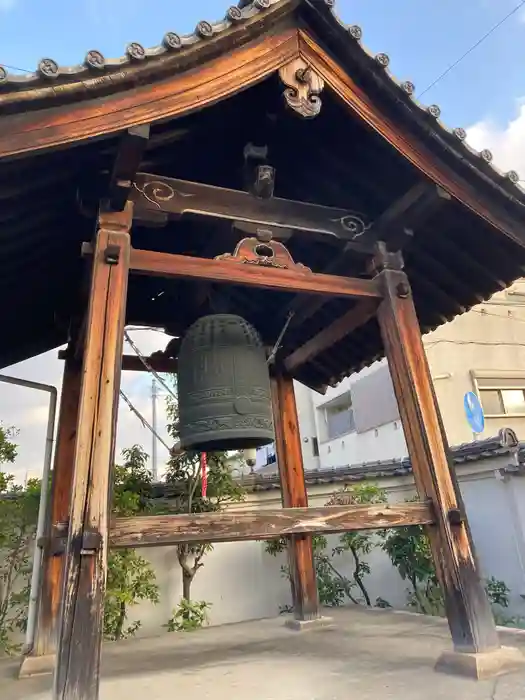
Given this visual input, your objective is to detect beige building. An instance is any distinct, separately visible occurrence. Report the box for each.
[255,279,525,471]
[429,278,525,445]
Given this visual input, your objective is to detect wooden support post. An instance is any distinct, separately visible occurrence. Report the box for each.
[376,266,500,654]
[53,203,132,700]
[21,358,82,675]
[270,374,320,623]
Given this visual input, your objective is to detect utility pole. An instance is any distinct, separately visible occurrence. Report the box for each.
[151,378,158,481]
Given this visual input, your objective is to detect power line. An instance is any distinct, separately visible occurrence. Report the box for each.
[119,389,172,453]
[418,0,525,99]
[426,338,525,349]
[123,329,178,403]
[470,307,525,324]
[0,62,32,74]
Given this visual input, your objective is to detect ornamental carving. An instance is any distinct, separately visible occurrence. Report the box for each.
[215,237,311,272]
[278,58,324,119]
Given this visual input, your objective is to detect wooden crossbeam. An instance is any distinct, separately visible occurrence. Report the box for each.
[284,299,378,372]
[110,502,434,548]
[128,247,382,299]
[121,354,178,373]
[132,172,374,249]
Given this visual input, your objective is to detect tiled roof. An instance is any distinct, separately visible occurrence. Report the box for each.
[244,428,523,491]
[0,1,280,89]
[0,0,521,190]
[149,429,523,499]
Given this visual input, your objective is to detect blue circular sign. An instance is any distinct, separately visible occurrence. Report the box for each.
[464,392,485,434]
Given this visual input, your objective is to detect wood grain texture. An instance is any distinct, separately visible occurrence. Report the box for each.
[377,268,500,654]
[133,172,374,247]
[0,29,299,159]
[271,374,319,621]
[53,204,132,700]
[129,248,382,299]
[121,354,178,373]
[33,357,82,659]
[284,299,378,372]
[298,31,524,246]
[110,502,434,548]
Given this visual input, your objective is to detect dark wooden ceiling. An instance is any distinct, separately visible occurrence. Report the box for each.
[1,76,525,390]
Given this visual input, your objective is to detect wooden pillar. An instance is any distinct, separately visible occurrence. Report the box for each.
[377,266,499,654]
[53,203,132,700]
[34,357,82,659]
[270,373,320,621]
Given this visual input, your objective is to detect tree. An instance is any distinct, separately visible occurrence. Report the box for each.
[104,445,160,641]
[0,425,40,655]
[265,483,386,609]
[164,389,244,606]
[328,483,386,606]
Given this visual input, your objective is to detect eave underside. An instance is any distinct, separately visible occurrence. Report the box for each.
[2,77,525,390]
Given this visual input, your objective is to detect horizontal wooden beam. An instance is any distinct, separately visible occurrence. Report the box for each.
[110,502,434,548]
[128,248,382,300]
[284,299,378,373]
[59,350,178,374]
[133,172,373,249]
[121,354,177,373]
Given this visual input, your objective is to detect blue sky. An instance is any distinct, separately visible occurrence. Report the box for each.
[1,0,524,129]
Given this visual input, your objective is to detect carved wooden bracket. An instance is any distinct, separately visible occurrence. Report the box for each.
[279,58,325,118]
[215,237,311,272]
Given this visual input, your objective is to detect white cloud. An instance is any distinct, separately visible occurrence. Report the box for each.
[467,100,525,178]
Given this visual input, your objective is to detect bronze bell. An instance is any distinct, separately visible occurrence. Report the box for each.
[178,314,274,452]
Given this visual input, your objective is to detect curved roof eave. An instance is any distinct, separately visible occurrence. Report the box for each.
[0,0,523,244]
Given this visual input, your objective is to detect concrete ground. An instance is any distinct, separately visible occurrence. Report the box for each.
[2,606,525,700]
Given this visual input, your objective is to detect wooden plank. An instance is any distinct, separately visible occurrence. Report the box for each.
[376,267,500,654]
[53,203,132,700]
[129,247,382,299]
[133,172,373,247]
[121,354,178,373]
[271,374,319,621]
[0,27,299,158]
[284,299,378,372]
[58,352,178,374]
[110,502,434,548]
[32,357,82,660]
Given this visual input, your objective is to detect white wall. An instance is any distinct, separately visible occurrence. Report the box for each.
[131,456,525,637]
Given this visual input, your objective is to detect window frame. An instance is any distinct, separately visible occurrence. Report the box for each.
[471,370,525,418]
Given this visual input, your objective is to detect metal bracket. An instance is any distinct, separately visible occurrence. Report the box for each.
[37,521,69,557]
[104,244,121,265]
[447,508,464,526]
[81,530,103,556]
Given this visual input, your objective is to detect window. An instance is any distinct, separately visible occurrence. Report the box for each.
[325,397,355,439]
[476,375,525,416]
[312,437,319,457]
